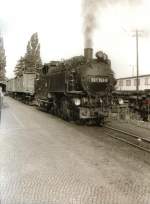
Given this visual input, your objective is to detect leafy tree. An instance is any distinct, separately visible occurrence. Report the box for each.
[0,36,6,81]
[14,32,42,77]
[24,33,42,72]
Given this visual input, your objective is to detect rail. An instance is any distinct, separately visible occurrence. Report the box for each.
[104,125,150,153]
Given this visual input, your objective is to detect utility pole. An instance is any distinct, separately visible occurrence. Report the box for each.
[121,27,142,94]
[132,30,144,100]
[136,30,139,95]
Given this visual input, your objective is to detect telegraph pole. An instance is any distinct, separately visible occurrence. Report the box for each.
[136,30,139,94]
[134,30,144,101]
[121,27,142,95]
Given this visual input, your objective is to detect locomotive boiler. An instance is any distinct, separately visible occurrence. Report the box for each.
[36,48,116,125]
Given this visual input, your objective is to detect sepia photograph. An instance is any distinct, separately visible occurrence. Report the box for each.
[0,0,150,203]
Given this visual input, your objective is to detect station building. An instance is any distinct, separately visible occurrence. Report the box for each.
[116,74,150,92]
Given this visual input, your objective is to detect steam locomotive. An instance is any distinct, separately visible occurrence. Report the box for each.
[36,48,116,125]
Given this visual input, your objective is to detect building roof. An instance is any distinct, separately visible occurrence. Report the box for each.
[117,74,150,80]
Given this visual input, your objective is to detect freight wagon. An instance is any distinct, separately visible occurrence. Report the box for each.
[7,73,36,103]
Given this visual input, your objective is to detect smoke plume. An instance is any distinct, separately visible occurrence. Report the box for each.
[82,0,142,48]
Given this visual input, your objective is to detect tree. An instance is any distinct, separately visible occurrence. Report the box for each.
[24,33,42,72]
[0,36,6,81]
[14,32,42,77]
[14,56,25,77]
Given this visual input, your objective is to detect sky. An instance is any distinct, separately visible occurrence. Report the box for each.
[0,0,150,79]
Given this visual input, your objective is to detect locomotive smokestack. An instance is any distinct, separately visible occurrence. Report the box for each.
[84,48,93,61]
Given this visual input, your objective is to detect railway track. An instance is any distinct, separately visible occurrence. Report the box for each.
[104,125,150,153]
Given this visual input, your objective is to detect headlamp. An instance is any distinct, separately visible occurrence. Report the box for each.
[73,98,81,106]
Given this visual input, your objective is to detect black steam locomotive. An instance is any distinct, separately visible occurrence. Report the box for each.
[36,48,116,125]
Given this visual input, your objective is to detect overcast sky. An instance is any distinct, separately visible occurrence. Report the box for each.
[0,0,150,78]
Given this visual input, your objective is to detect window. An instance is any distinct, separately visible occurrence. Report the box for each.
[145,78,149,85]
[134,79,136,86]
[119,80,123,86]
[138,79,140,85]
[126,80,131,86]
[134,79,140,86]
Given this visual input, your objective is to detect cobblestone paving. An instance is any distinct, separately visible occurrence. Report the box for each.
[0,97,150,204]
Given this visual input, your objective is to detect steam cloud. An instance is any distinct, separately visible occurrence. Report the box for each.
[82,0,142,48]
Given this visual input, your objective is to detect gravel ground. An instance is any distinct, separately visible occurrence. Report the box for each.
[0,97,150,204]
